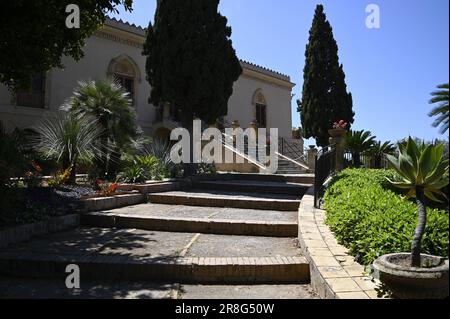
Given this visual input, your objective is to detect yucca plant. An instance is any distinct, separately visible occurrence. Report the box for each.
[34,113,104,184]
[345,130,376,167]
[61,79,139,180]
[386,137,449,267]
[429,83,449,134]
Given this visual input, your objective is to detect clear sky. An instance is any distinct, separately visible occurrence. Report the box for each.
[111,0,449,146]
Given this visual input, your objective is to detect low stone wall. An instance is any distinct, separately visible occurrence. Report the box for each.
[0,214,80,248]
[117,181,181,194]
[80,192,145,212]
[298,187,382,299]
[80,182,181,212]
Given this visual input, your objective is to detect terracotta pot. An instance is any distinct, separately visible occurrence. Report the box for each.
[373,253,449,299]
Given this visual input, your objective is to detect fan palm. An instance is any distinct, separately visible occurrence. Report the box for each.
[429,83,449,134]
[34,113,103,184]
[345,130,376,167]
[61,79,138,179]
[367,141,396,168]
[386,137,449,267]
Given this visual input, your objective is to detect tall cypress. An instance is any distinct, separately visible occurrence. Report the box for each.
[143,0,242,127]
[298,5,355,147]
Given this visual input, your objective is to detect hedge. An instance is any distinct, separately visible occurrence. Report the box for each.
[324,169,449,265]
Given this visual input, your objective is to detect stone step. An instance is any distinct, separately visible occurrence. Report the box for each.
[147,190,301,211]
[0,276,318,299]
[191,180,310,196]
[0,228,309,284]
[196,173,314,185]
[81,204,298,237]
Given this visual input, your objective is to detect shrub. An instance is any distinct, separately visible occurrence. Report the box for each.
[324,169,449,265]
[117,155,169,183]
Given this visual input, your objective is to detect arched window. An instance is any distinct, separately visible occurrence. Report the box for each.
[107,54,141,105]
[253,90,267,128]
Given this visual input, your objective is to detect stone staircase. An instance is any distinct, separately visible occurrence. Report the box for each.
[276,158,309,175]
[0,174,317,298]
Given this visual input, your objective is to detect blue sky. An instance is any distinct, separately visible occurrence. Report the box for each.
[111,0,449,146]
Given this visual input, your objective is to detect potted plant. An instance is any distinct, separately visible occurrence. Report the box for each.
[373,137,449,299]
[328,120,348,138]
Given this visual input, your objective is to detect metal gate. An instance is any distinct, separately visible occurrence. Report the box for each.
[314,146,336,208]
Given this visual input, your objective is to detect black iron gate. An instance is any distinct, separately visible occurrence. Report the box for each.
[314,146,336,208]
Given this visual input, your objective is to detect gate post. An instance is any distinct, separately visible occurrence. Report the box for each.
[307,146,318,173]
[329,137,345,172]
[328,129,347,173]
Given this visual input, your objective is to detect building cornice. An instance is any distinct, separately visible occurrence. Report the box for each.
[97,17,295,88]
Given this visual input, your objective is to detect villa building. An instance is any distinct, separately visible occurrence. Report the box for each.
[0,18,297,142]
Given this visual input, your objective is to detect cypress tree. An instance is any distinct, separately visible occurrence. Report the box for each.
[143,0,242,127]
[298,5,355,147]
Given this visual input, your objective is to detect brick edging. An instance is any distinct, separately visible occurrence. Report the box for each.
[298,187,381,299]
[0,214,80,248]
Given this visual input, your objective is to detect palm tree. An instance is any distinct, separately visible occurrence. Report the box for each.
[61,79,138,179]
[34,113,103,183]
[429,83,449,134]
[367,141,396,169]
[386,137,449,267]
[345,130,376,167]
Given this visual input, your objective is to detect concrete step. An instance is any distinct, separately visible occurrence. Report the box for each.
[0,228,309,284]
[81,204,298,237]
[197,173,314,185]
[148,190,301,211]
[0,276,318,299]
[191,180,310,196]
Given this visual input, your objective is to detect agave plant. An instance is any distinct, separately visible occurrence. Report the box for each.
[429,83,449,134]
[34,113,104,184]
[386,137,449,267]
[345,130,376,167]
[61,79,139,180]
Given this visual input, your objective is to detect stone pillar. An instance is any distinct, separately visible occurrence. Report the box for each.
[328,129,347,172]
[307,146,318,173]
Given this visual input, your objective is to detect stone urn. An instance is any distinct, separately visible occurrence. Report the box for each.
[328,128,347,138]
[373,253,449,299]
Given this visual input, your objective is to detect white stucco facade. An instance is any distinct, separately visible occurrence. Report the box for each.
[0,18,295,139]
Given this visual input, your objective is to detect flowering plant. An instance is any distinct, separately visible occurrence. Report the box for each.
[24,161,43,188]
[47,167,72,187]
[95,179,119,197]
[332,120,348,130]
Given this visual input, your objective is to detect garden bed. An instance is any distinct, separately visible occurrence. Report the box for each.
[323,169,449,266]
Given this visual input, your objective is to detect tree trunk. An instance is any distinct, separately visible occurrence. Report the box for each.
[352,151,361,167]
[68,161,77,184]
[411,186,427,268]
[107,146,121,181]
